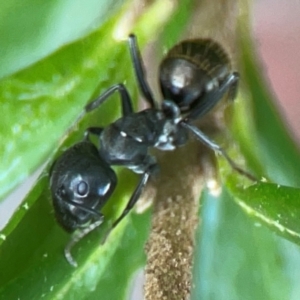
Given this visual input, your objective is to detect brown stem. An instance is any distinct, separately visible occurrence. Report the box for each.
[144,137,219,299]
[143,0,239,299]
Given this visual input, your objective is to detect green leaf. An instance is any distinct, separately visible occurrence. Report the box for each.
[0,0,125,79]
[0,190,150,299]
[233,182,300,245]
[0,9,125,200]
[192,189,300,300]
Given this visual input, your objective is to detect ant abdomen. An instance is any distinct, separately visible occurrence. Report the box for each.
[159,39,234,112]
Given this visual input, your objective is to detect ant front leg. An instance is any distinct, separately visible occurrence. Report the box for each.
[54,192,105,267]
[59,198,105,268]
[180,122,257,181]
[128,34,157,108]
[65,217,104,267]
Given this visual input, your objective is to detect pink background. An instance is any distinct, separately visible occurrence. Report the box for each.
[253,0,300,144]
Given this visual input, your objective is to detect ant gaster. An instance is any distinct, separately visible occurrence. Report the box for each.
[49,34,255,267]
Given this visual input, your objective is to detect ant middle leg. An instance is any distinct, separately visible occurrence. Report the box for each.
[180,122,257,181]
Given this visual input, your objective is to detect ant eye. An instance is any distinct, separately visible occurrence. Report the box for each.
[76,181,89,197]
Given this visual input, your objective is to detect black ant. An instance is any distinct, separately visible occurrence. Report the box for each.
[49,34,255,267]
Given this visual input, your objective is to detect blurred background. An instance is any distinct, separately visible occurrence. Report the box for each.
[254,0,300,144]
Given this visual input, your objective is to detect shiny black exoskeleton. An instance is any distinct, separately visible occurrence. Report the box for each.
[50,34,255,267]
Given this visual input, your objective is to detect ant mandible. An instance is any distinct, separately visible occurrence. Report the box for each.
[49,34,256,267]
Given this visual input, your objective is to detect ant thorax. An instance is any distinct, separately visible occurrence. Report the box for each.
[154,100,188,151]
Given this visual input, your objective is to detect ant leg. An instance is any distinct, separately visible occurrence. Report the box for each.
[228,72,239,100]
[83,127,104,141]
[185,72,239,121]
[56,193,105,267]
[65,217,104,267]
[54,187,105,221]
[128,34,157,108]
[102,163,157,243]
[63,198,104,218]
[180,122,257,181]
[85,83,134,116]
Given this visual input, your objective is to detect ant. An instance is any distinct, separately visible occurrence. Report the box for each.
[49,34,256,267]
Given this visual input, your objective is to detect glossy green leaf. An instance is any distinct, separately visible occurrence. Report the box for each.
[192,189,300,300]
[0,0,124,79]
[0,9,125,200]
[233,182,300,245]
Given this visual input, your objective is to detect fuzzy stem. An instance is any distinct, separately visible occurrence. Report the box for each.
[144,0,239,299]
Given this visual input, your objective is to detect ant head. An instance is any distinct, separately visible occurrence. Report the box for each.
[50,141,117,232]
